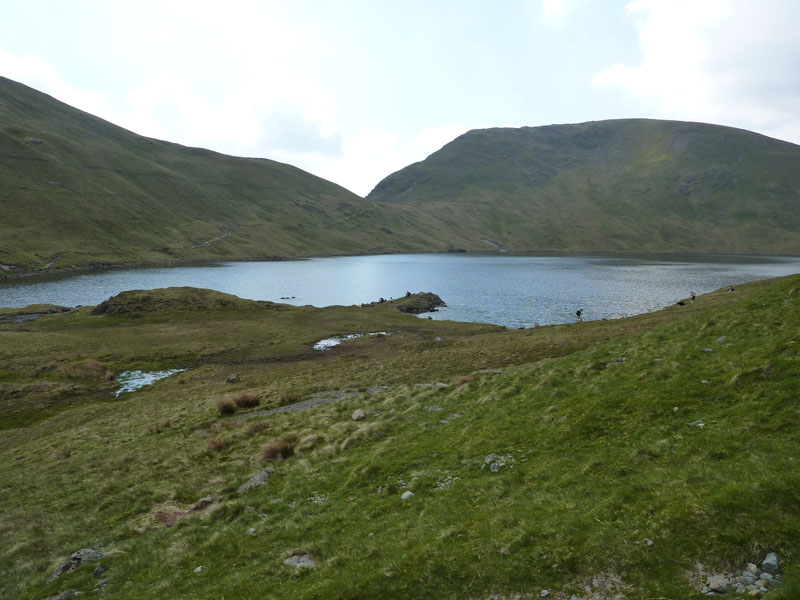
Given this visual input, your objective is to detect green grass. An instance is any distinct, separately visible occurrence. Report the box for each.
[1,279,799,598]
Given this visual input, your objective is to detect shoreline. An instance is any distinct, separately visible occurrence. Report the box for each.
[3,249,799,282]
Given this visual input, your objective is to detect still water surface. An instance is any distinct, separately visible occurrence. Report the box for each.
[1,253,799,328]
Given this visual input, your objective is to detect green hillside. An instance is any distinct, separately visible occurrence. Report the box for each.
[368,120,800,254]
[0,77,448,277]
[1,278,799,598]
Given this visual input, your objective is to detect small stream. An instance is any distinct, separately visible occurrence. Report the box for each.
[313,331,391,350]
[115,368,186,396]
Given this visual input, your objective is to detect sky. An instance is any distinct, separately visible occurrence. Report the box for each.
[2,0,799,197]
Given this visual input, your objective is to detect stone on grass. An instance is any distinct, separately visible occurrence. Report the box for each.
[284,554,316,569]
[192,496,213,510]
[762,552,780,574]
[246,527,256,535]
[226,373,241,383]
[194,566,204,573]
[540,590,550,598]
[93,565,105,579]
[51,548,105,580]
[351,408,366,421]
[237,467,274,494]
[716,336,727,344]
[401,491,414,500]
[708,574,729,593]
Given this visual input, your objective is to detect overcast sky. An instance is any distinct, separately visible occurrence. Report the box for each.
[2,0,799,196]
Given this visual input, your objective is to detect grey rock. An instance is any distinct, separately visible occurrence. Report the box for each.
[688,420,705,427]
[93,565,105,579]
[194,566,203,573]
[489,462,500,473]
[761,572,773,582]
[541,590,550,598]
[244,505,256,512]
[615,356,625,363]
[746,563,759,575]
[755,579,768,588]
[284,554,316,568]
[701,347,713,352]
[735,583,746,594]
[351,408,366,421]
[762,552,780,574]
[192,496,213,510]
[708,574,729,593]
[645,538,654,546]
[716,336,727,344]
[51,548,105,580]
[401,491,414,500]
[237,468,274,494]
[226,373,240,383]
[701,379,710,384]
[246,527,256,535]
[97,578,108,586]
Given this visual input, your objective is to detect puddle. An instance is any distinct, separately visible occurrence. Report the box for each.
[313,331,390,350]
[115,368,186,396]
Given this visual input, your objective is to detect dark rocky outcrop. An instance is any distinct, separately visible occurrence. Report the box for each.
[394,292,446,314]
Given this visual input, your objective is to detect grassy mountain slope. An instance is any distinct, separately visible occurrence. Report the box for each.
[368,119,800,254]
[0,77,452,276]
[1,278,799,598]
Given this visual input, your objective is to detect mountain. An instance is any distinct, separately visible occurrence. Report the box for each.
[368,119,800,254]
[0,77,447,277]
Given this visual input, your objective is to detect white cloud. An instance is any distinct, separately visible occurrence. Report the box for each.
[592,0,800,143]
[0,49,111,119]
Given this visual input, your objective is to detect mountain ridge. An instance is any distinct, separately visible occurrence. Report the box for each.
[368,118,800,254]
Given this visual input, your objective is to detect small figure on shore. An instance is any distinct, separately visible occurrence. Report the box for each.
[406,291,411,297]
[727,285,735,292]
[690,291,696,304]
[576,308,583,322]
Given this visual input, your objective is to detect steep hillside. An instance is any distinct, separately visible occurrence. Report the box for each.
[368,119,800,254]
[0,77,447,276]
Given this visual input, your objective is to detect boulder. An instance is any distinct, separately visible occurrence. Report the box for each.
[762,552,780,574]
[284,554,316,568]
[237,468,274,494]
[351,408,366,421]
[51,548,104,580]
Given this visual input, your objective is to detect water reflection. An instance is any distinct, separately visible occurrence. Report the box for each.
[1,253,799,328]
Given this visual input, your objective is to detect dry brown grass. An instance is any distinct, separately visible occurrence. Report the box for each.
[207,438,227,451]
[148,420,171,434]
[245,421,270,436]
[261,438,294,461]
[279,391,300,404]
[215,398,236,416]
[57,359,114,380]
[231,392,260,408]
[456,374,474,386]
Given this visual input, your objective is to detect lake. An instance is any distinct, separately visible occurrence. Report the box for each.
[1,253,799,328]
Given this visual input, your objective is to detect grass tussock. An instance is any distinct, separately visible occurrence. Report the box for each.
[261,438,294,461]
[215,398,236,416]
[56,359,114,380]
[231,392,260,408]
[206,438,227,451]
